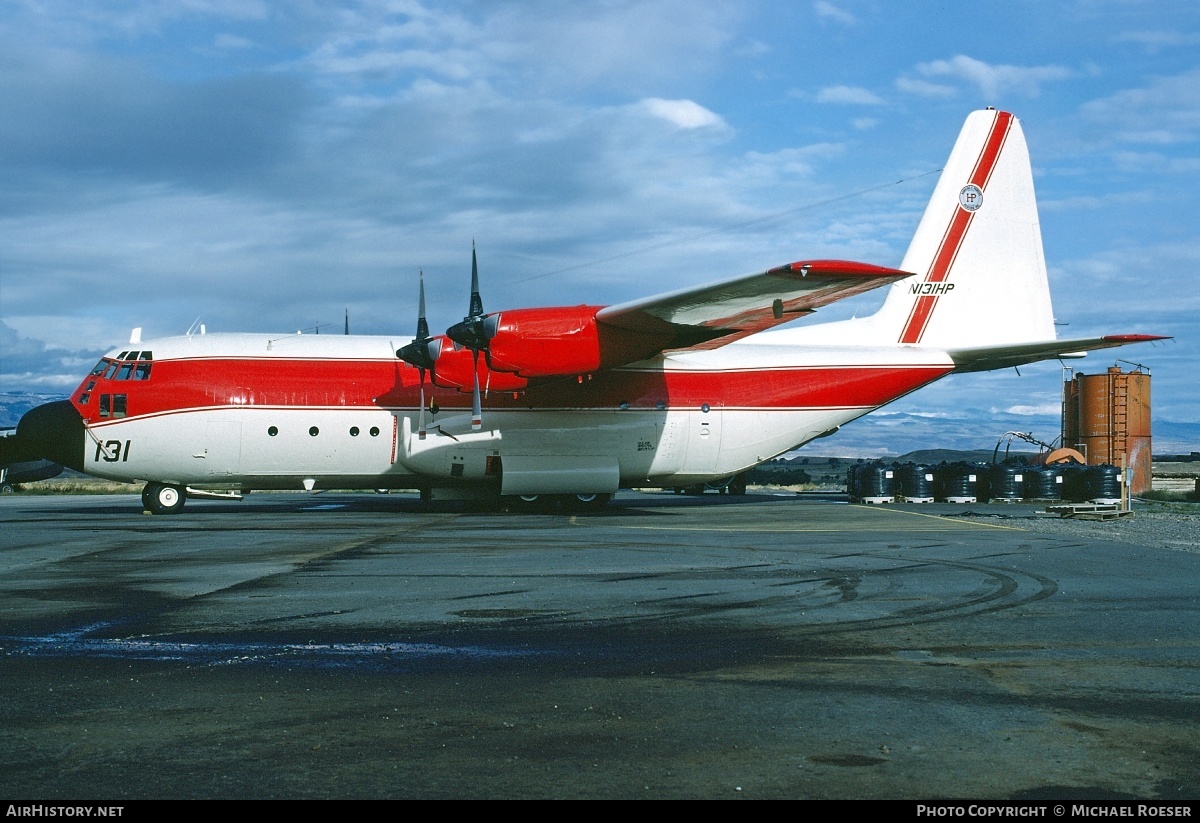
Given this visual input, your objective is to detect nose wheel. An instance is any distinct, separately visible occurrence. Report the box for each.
[142,481,186,515]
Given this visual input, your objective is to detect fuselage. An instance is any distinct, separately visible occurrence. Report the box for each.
[57,330,954,494]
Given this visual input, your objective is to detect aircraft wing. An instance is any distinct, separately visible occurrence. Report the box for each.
[948,335,1170,373]
[595,259,911,351]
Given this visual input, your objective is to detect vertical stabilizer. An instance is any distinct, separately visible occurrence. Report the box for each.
[869,109,1056,348]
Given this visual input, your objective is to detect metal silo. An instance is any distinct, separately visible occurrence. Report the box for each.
[1062,366,1152,495]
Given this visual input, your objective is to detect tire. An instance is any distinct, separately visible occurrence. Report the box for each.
[563,492,611,512]
[144,482,186,515]
[0,482,14,494]
[507,494,550,512]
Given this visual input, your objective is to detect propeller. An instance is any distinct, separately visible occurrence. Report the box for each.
[445,244,497,431]
[396,270,440,439]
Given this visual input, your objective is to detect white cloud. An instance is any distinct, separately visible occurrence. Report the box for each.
[895,76,956,98]
[1080,69,1200,144]
[913,55,1073,99]
[1003,403,1062,416]
[813,1,856,26]
[1114,30,1200,52]
[816,85,883,105]
[640,98,727,130]
[214,33,253,50]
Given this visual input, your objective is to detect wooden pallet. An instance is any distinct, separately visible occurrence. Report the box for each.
[1044,503,1133,521]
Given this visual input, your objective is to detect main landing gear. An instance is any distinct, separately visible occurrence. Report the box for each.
[142,481,186,515]
[505,493,612,513]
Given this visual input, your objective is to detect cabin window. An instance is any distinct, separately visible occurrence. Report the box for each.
[309,426,319,437]
[350,426,360,436]
[369,426,380,437]
[268,426,278,436]
[79,393,91,404]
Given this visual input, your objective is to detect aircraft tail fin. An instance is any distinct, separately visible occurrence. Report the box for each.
[868,109,1057,349]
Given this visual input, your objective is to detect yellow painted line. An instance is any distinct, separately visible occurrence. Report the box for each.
[613,525,995,533]
[851,504,1025,531]
[596,504,1025,534]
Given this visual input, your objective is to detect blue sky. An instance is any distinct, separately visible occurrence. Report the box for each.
[0,1,1196,455]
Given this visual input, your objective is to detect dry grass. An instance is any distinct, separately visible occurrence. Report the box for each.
[9,477,139,495]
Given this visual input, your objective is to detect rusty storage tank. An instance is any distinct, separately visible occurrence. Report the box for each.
[1062,366,1152,495]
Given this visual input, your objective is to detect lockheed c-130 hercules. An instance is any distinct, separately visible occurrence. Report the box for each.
[4,109,1166,513]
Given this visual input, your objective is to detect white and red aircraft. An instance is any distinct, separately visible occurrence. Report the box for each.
[7,109,1165,513]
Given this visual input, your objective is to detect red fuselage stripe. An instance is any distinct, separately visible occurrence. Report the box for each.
[71,358,953,421]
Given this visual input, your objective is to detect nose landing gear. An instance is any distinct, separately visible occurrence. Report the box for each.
[142,481,186,515]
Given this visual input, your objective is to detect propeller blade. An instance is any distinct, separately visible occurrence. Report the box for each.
[471,350,482,431]
[397,270,438,370]
[468,242,483,319]
[416,269,429,342]
[417,368,427,440]
[446,244,494,351]
[394,270,441,439]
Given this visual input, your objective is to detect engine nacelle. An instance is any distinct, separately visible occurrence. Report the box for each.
[484,306,604,378]
[430,341,528,393]
[486,306,671,379]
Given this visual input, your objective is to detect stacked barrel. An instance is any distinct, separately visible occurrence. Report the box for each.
[847,460,1124,504]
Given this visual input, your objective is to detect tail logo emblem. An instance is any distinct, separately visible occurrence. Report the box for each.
[959,184,984,212]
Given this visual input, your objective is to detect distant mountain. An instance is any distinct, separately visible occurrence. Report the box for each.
[794,409,1199,459]
[0,393,66,428]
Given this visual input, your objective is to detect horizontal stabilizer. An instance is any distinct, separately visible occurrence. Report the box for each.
[949,335,1170,373]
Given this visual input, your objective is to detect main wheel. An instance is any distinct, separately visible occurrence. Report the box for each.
[562,492,612,512]
[144,482,186,515]
[507,494,545,512]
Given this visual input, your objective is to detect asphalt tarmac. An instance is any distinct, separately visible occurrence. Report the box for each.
[1,492,1197,799]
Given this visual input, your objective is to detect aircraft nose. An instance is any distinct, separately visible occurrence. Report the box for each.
[15,400,86,472]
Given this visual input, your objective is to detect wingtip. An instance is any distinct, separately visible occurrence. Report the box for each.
[766,259,913,279]
[1101,334,1172,343]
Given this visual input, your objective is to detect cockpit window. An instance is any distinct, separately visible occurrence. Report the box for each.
[137,351,153,361]
[116,363,134,380]
[134,362,152,380]
[90,359,110,376]
[102,362,120,380]
[117,351,129,360]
